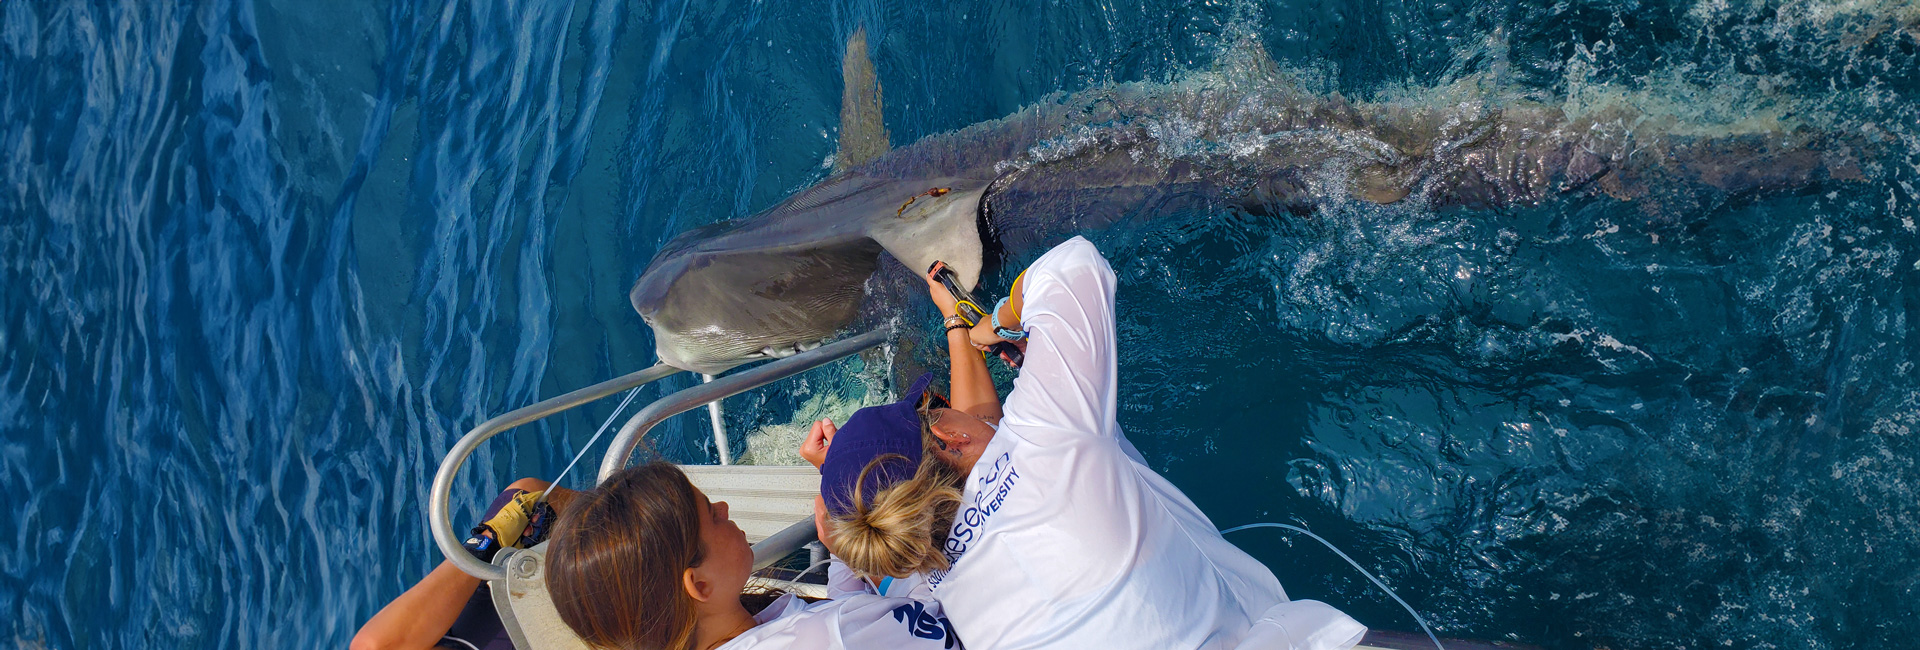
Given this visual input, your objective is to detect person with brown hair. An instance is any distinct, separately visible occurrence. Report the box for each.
[543,461,963,650]
[822,237,1368,650]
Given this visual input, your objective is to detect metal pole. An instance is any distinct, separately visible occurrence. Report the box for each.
[703,374,732,465]
[754,519,823,570]
[597,328,890,483]
[430,363,684,581]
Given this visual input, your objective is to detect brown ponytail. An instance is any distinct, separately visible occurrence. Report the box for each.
[827,402,965,579]
[547,462,705,650]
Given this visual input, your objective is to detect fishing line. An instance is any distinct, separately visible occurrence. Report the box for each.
[1221,522,1445,650]
[542,385,644,499]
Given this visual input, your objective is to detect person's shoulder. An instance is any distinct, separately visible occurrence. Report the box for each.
[1025,237,1112,289]
[1034,236,1102,268]
[755,592,916,621]
[751,592,807,624]
[721,595,835,649]
[998,421,1131,462]
[1053,235,1098,253]
[830,596,957,647]
[815,592,915,615]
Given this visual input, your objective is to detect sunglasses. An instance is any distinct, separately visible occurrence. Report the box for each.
[919,388,960,452]
[918,388,951,412]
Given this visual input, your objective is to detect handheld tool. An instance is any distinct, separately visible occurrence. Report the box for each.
[928,262,1024,368]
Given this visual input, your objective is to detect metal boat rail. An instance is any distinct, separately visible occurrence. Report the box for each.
[595,329,892,483]
[428,327,891,581]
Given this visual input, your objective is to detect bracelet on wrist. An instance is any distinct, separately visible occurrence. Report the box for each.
[992,296,1029,341]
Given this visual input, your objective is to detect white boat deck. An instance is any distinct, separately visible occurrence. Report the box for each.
[681,464,820,544]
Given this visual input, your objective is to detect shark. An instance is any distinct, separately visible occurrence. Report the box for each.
[630,28,1875,374]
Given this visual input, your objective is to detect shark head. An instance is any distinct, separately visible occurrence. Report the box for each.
[630,172,991,373]
[627,25,1005,374]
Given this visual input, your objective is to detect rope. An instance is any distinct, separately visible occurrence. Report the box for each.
[793,558,833,580]
[1221,522,1445,650]
[542,385,644,499]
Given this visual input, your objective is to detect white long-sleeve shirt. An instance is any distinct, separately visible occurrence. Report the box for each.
[718,559,961,649]
[925,237,1367,650]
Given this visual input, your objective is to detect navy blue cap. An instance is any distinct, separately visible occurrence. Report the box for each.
[820,372,935,517]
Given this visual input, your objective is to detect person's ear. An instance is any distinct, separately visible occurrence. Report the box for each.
[682,566,716,603]
[929,421,965,450]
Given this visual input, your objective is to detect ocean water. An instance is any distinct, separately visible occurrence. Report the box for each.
[3,0,1918,648]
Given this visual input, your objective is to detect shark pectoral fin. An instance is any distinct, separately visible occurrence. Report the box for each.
[835,26,891,172]
[1352,164,1413,204]
[867,184,988,292]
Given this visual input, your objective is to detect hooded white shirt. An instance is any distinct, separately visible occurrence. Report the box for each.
[924,237,1367,650]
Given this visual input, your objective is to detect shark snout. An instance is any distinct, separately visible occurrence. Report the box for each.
[630,225,886,373]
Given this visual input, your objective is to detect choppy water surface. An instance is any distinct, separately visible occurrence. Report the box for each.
[4,0,1918,648]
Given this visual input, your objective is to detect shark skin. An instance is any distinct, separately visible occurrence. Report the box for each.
[632,36,1875,374]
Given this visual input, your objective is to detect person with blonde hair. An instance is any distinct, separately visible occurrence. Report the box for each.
[821,236,1367,650]
[804,259,1007,600]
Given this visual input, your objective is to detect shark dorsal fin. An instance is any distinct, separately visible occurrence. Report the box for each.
[835,26,891,173]
[1215,34,1281,87]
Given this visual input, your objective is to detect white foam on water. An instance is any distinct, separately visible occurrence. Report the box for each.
[736,389,890,466]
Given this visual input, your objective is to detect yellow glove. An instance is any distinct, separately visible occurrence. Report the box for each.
[478,490,545,548]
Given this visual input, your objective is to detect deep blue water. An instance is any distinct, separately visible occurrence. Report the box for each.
[4,1,1919,648]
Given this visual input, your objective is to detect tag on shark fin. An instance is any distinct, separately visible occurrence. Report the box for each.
[836,26,891,173]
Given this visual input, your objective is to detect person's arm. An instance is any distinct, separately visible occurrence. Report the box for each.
[967,271,1025,353]
[351,561,480,650]
[945,318,1001,423]
[354,479,573,650]
[925,264,1002,423]
[970,237,1120,442]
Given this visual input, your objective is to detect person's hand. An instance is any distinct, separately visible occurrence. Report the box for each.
[798,418,836,469]
[968,321,1028,364]
[812,495,837,557]
[476,490,543,548]
[925,262,961,318]
[966,321,1001,351]
[968,321,1030,352]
